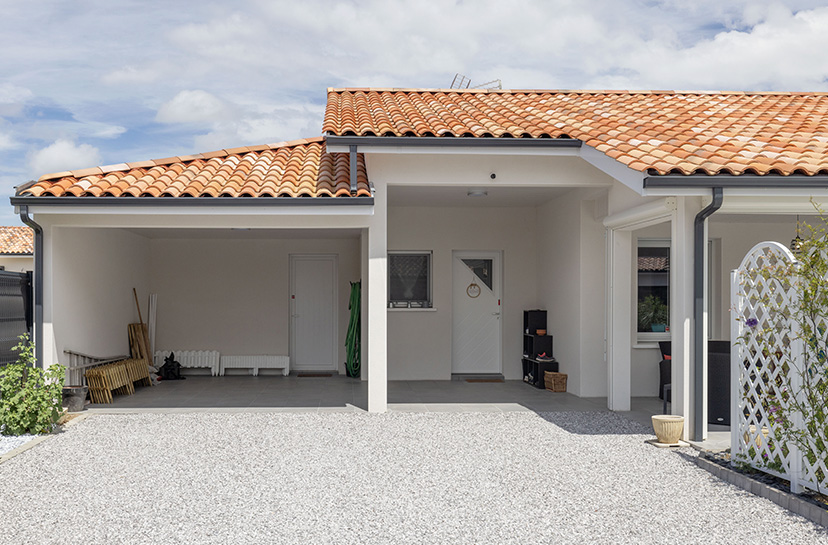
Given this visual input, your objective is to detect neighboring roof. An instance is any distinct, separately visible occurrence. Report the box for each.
[638,256,669,272]
[20,138,370,199]
[0,226,33,255]
[323,88,828,177]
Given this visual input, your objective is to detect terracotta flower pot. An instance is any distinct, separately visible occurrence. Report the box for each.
[651,415,684,444]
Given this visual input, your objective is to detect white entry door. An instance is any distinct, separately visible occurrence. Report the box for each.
[452,251,502,375]
[290,255,338,371]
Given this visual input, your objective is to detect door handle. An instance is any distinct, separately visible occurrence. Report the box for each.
[492,312,501,316]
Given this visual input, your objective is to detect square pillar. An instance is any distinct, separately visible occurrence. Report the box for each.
[671,197,702,440]
[607,229,632,411]
[366,181,388,412]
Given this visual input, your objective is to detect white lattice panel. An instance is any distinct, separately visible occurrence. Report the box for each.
[732,241,828,494]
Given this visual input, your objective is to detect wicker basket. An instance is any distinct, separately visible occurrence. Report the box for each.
[544,371,567,392]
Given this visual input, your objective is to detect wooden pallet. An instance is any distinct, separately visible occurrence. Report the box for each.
[85,360,134,404]
[122,357,152,387]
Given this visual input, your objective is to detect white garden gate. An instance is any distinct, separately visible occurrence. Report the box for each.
[731,241,828,494]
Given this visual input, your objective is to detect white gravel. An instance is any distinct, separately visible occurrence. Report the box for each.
[0,433,36,456]
[0,411,825,544]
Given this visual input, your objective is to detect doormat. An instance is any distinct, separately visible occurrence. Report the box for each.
[466,378,505,383]
[298,373,334,378]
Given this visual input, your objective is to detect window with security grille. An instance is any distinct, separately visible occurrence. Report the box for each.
[388,252,432,307]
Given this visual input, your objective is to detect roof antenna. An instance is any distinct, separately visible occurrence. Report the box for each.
[450,73,502,90]
[450,73,471,89]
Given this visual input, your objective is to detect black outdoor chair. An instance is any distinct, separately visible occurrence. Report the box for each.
[657,340,731,425]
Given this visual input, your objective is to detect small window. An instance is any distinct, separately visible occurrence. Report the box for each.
[637,240,670,339]
[388,252,432,308]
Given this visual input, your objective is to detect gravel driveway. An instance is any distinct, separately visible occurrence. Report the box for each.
[1,411,825,544]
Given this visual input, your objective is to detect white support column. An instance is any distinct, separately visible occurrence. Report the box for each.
[670,197,701,440]
[366,181,388,412]
[607,229,632,411]
[360,228,368,382]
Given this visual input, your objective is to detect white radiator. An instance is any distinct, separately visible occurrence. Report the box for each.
[154,350,221,376]
[219,355,290,376]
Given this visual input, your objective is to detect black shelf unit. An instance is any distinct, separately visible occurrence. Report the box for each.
[522,310,557,388]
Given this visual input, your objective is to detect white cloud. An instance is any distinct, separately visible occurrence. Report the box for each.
[0,83,33,117]
[101,64,164,86]
[0,83,33,105]
[156,90,235,125]
[0,132,17,150]
[28,139,101,178]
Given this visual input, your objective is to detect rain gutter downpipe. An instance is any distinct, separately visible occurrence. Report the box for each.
[18,205,43,368]
[693,187,723,441]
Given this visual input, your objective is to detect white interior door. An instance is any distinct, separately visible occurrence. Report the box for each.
[452,250,502,375]
[290,255,337,371]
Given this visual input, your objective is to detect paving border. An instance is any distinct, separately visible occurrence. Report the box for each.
[0,412,91,465]
[696,455,828,528]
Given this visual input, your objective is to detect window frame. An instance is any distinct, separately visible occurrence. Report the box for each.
[387,250,433,309]
[636,238,671,343]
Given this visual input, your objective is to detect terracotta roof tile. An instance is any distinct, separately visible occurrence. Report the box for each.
[323,89,828,176]
[0,226,33,254]
[22,138,370,199]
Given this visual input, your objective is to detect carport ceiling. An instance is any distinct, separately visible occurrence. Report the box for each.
[388,186,570,207]
[125,228,363,239]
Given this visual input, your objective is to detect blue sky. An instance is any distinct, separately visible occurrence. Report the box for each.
[1,0,828,224]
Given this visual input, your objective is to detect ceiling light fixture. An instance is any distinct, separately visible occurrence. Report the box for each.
[467,189,488,198]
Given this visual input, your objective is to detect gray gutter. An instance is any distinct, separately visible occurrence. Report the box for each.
[9,196,374,207]
[18,206,42,369]
[645,175,828,188]
[693,188,723,442]
[349,145,358,195]
[326,135,582,149]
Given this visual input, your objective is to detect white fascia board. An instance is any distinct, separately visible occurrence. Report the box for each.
[579,144,645,194]
[603,197,676,230]
[642,187,711,197]
[24,205,374,216]
[714,194,828,214]
[326,143,580,156]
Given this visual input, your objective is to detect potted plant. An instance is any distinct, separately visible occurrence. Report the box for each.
[638,295,669,332]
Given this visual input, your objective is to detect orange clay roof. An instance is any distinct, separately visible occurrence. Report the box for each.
[0,226,33,255]
[21,138,370,198]
[323,88,828,176]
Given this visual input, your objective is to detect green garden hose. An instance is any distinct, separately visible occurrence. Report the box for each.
[345,281,361,378]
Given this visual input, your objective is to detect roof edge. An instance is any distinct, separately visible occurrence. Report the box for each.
[326,87,828,96]
[644,174,828,188]
[35,136,327,183]
[325,135,582,148]
[9,196,374,207]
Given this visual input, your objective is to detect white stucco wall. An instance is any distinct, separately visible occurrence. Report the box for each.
[536,190,608,396]
[48,227,150,366]
[0,255,33,272]
[366,153,615,188]
[386,205,538,380]
[709,216,801,341]
[149,236,360,373]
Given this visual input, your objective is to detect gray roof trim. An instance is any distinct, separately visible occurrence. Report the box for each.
[9,196,374,207]
[325,135,582,148]
[644,175,828,188]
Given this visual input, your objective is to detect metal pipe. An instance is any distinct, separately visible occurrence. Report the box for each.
[18,205,43,368]
[693,187,723,441]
